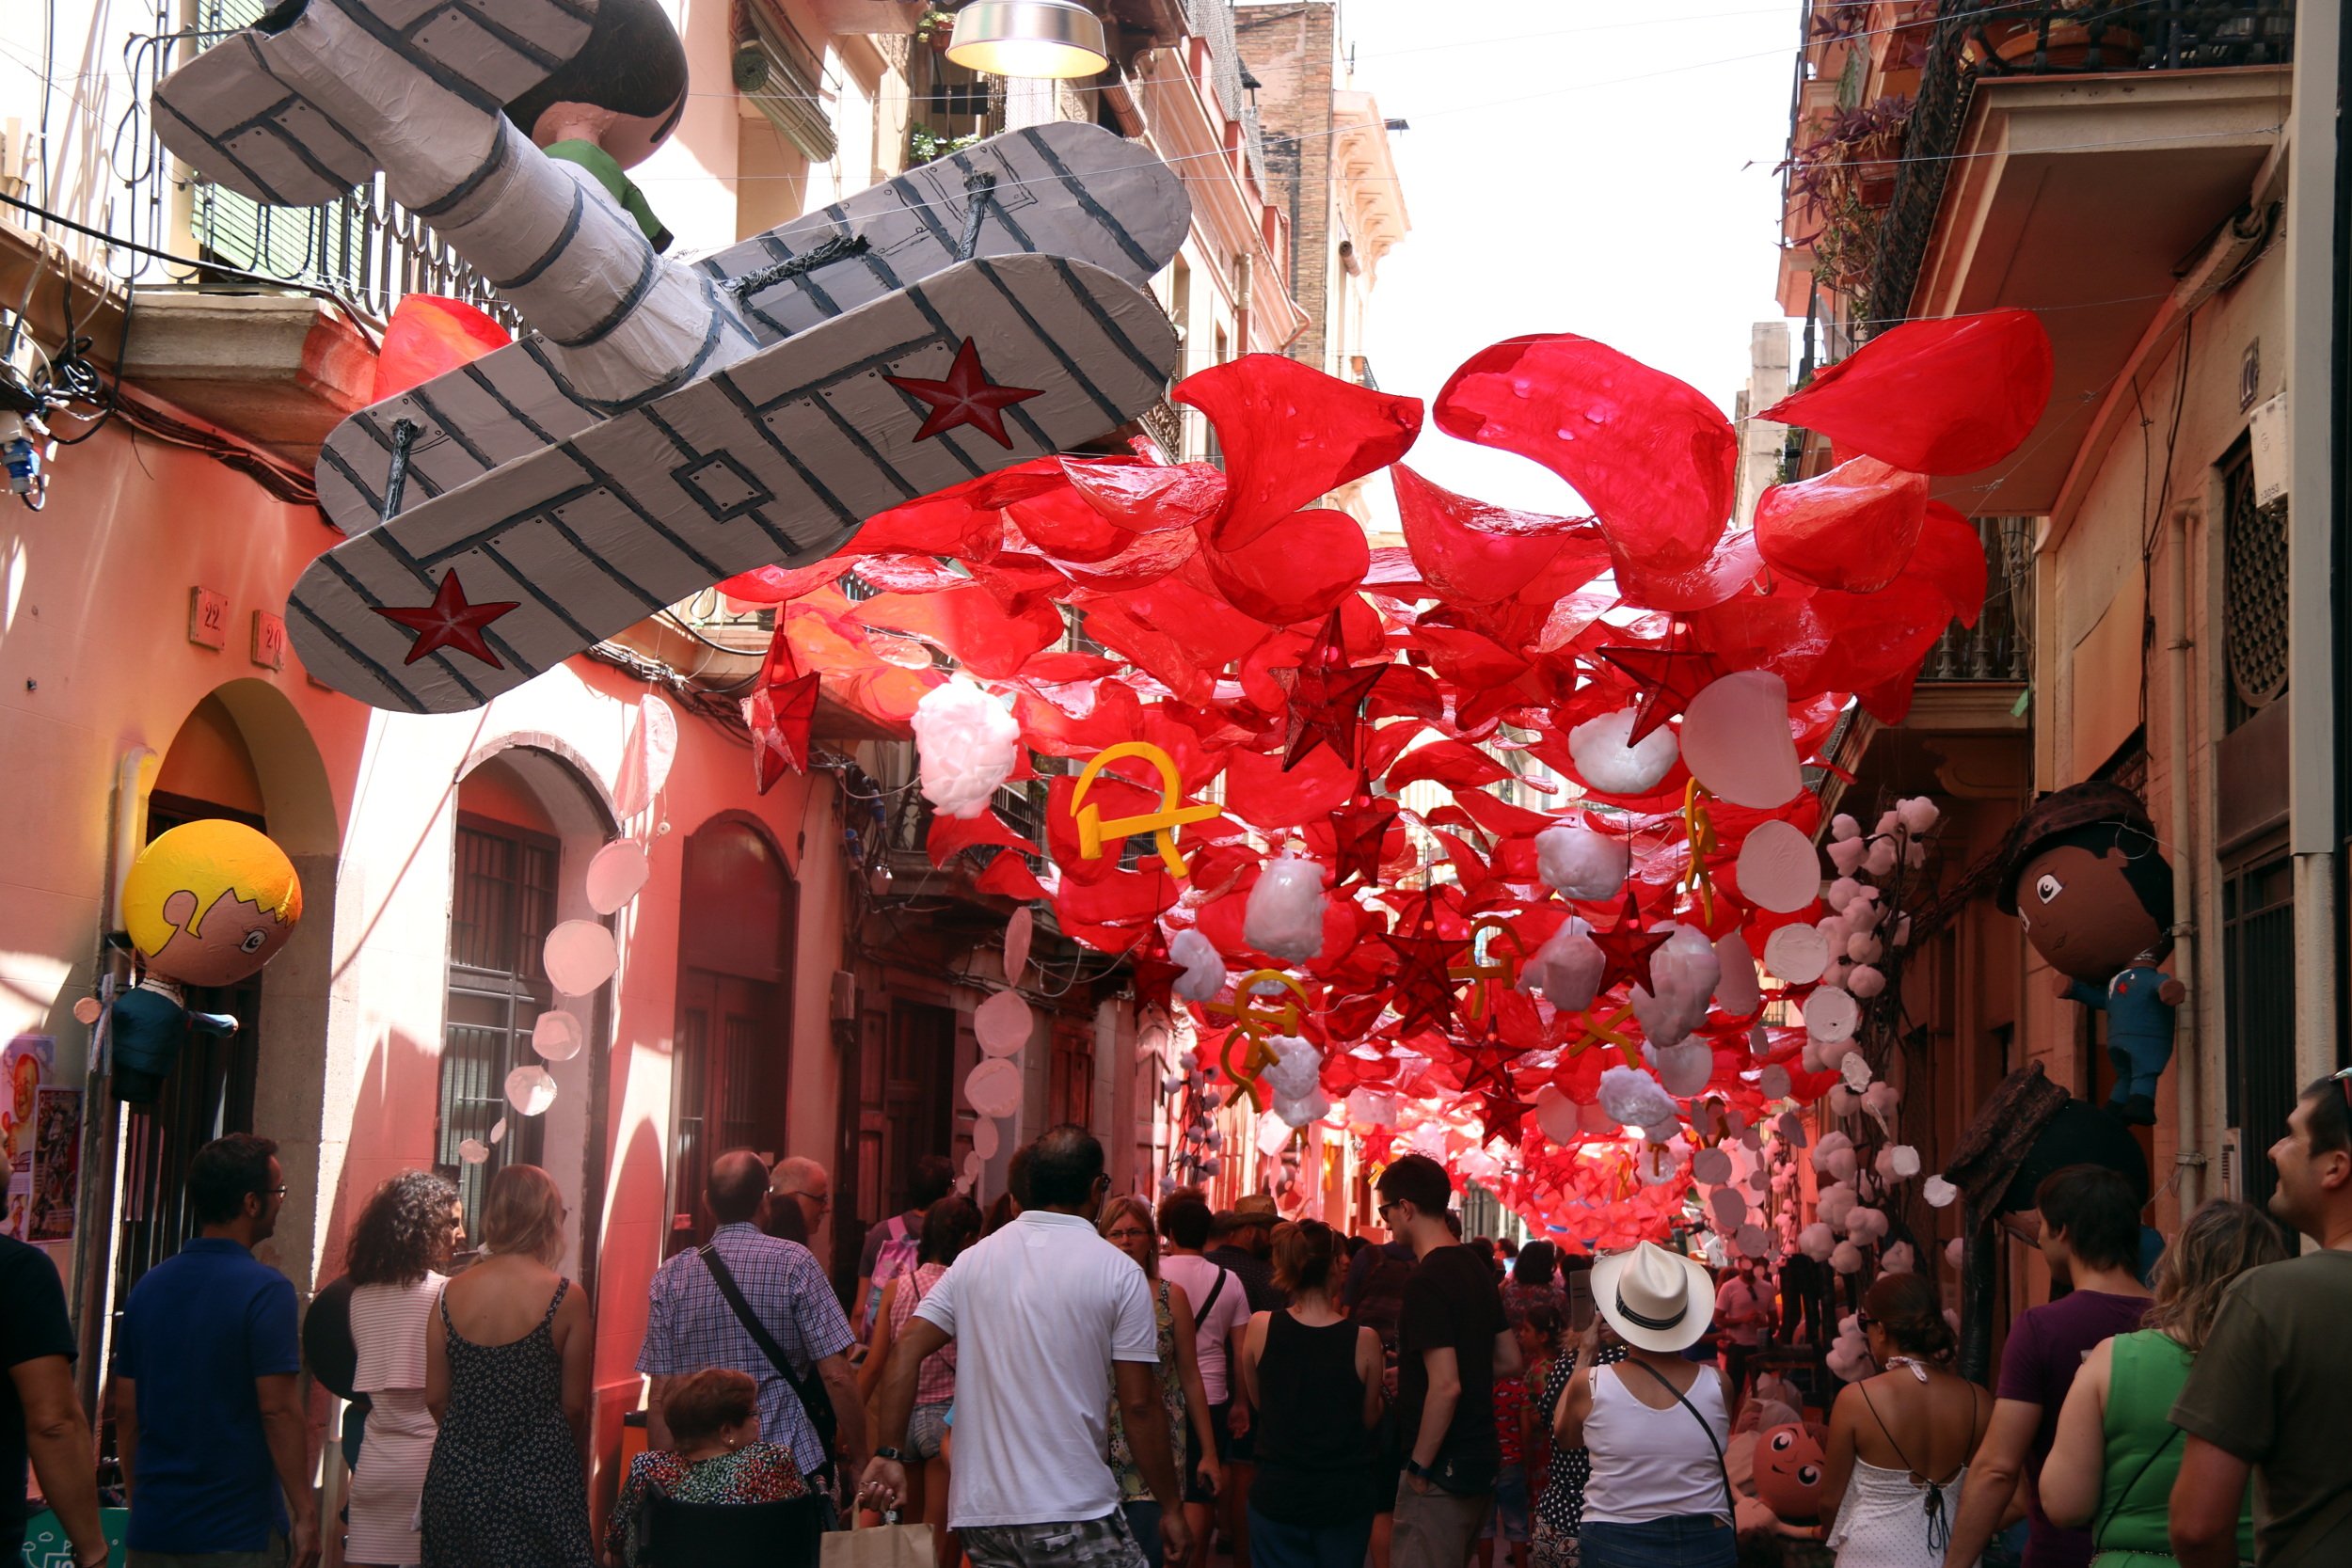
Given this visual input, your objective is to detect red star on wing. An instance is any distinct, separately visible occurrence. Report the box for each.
[1275,610,1389,770]
[1382,890,1461,1037]
[373,569,518,667]
[883,338,1045,449]
[1590,884,1672,999]
[1594,630,1732,744]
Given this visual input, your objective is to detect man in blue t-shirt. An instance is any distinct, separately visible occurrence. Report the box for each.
[115,1133,316,1568]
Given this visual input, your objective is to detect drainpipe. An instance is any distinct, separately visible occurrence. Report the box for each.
[2285,0,2342,1092]
[2168,509,2202,1211]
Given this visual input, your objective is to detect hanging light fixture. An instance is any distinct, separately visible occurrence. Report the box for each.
[946,0,1110,79]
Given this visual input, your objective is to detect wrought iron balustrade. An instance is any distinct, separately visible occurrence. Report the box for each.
[1864,0,2294,334]
[1921,515,2033,683]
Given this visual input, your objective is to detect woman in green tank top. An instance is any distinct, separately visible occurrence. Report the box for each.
[2040,1200,2287,1565]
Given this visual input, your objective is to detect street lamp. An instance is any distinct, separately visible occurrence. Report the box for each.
[946,0,1110,79]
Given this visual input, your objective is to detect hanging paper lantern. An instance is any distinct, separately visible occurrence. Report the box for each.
[544,920,619,996]
[1734,820,1820,914]
[912,679,1022,820]
[1680,672,1803,809]
[532,1010,584,1062]
[975,989,1033,1057]
[504,1064,557,1117]
[1568,708,1679,795]
[1536,824,1630,900]
[1244,850,1327,962]
[585,839,650,915]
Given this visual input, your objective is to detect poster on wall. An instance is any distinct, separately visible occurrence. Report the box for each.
[30,1086,82,1245]
[2,1036,55,1242]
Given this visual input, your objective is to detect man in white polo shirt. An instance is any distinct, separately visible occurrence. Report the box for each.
[860,1126,1187,1568]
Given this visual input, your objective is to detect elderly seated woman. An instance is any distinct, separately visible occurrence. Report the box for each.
[606,1368,807,1567]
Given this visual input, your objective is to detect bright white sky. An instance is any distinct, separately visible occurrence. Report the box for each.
[1334,0,1803,517]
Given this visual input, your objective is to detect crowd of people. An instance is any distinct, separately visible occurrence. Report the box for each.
[7,1073,2352,1568]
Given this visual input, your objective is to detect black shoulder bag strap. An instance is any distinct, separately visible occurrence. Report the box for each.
[1192,1265,1230,1329]
[2098,1425,2181,1548]
[697,1242,837,1483]
[1627,1359,1736,1521]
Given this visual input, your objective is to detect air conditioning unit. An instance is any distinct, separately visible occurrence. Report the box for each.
[2217,1128,2243,1201]
[830,969,858,1023]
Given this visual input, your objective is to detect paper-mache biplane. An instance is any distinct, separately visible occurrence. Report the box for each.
[153,0,1187,713]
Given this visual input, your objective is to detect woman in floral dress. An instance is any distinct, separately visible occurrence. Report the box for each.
[1100,1195,1223,1568]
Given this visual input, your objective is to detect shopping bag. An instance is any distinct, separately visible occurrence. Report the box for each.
[818,1516,934,1567]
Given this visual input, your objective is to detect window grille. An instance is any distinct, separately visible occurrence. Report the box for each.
[440,818,559,1232]
[2221,441,2289,726]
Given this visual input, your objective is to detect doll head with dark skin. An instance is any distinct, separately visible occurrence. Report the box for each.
[1998,783,2174,986]
[502,0,690,169]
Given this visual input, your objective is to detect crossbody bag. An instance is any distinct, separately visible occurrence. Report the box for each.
[1625,1360,1735,1523]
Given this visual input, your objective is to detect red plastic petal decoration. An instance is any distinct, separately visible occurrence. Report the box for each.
[1759,309,2054,475]
[1384,737,1512,795]
[1436,334,1736,580]
[1393,465,1603,604]
[1753,455,1929,593]
[1007,486,1134,562]
[1222,744,1360,833]
[1201,509,1373,626]
[373,294,510,401]
[1175,354,1423,550]
[1061,459,1225,534]
[852,587,1065,679]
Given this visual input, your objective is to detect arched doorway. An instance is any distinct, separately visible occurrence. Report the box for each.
[116,695,270,1292]
[667,817,796,1257]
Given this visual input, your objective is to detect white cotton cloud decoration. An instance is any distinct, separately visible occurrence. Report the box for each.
[1524,917,1605,1012]
[1569,707,1680,795]
[1812,1129,1858,1184]
[1846,1206,1890,1244]
[1818,1180,1859,1233]
[1537,824,1631,900]
[1598,1065,1681,1131]
[1874,1144,1922,1183]
[1831,1240,1865,1275]
[1898,797,1941,835]
[1243,850,1326,961]
[1924,1176,1960,1209]
[1631,923,1722,1045]
[1168,929,1226,1002]
[912,679,1022,819]
[1799,1222,1836,1261]
[1880,1241,1916,1275]
[1263,1036,1329,1128]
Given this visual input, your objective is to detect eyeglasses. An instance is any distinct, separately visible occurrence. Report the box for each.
[1856,1313,1877,1332]
[262,1186,288,1197]
[1376,1198,1404,1219]
[779,1189,831,1212]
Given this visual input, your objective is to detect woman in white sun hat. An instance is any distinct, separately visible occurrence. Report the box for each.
[1551,1242,1736,1568]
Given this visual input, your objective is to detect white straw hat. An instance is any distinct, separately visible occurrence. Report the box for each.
[1591,1241,1717,1353]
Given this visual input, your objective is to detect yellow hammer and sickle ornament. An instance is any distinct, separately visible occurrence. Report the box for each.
[1071,742,1224,879]
[1205,969,1311,1111]
[1680,778,1720,926]
[1450,917,1527,1022]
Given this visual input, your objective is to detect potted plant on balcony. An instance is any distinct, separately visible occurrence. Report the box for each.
[915,7,955,52]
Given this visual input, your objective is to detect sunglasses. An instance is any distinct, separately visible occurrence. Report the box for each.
[2335,1067,2352,1113]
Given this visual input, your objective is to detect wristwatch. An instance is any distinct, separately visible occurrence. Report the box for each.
[1402,1457,1431,1480]
[874,1445,906,1463]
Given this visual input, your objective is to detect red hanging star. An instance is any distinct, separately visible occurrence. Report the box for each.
[1274,610,1389,770]
[1450,1037,1525,1101]
[373,569,518,667]
[1382,890,1460,1037]
[1471,1084,1535,1147]
[740,626,819,793]
[1327,796,1402,886]
[1589,884,1672,999]
[1593,629,1732,744]
[882,337,1045,449]
[1125,934,1186,1018]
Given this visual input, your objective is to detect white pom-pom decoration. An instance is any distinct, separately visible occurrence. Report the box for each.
[1763,924,1830,985]
[1945,1238,1965,1272]
[1832,1240,1865,1275]
[1713,930,1761,1015]
[1799,1223,1836,1261]
[1243,851,1327,961]
[1537,825,1631,900]
[1826,836,1868,875]
[1259,1034,1324,1103]
[1826,877,1863,912]
[1861,1082,1900,1128]
[1847,1207,1891,1244]
[1681,672,1803,808]
[1898,797,1940,834]
[1864,837,1899,878]
[1169,929,1226,1002]
[1569,708,1680,795]
[1819,1181,1858,1231]
[1813,1131,1857,1182]
[912,679,1022,819]
[1876,1144,1922,1182]
[1847,964,1886,999]
[1598,1066,1681,1130]
[1524,918,1606,1011]
[1839,1053,1874,1092]
[1828,1085,1862,1117]
[1632,923,1722,1045]
[1924,1176,1959,1209]
[1881,1241,1916,1275]
[1804,986,1860,1043]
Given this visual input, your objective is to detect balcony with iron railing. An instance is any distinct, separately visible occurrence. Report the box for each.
[1861,0,2295,335]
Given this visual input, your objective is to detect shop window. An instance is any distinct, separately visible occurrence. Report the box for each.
[439,816,557,1234]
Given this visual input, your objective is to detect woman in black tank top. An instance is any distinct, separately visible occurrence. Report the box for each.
[1236,1220,1388,1568]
